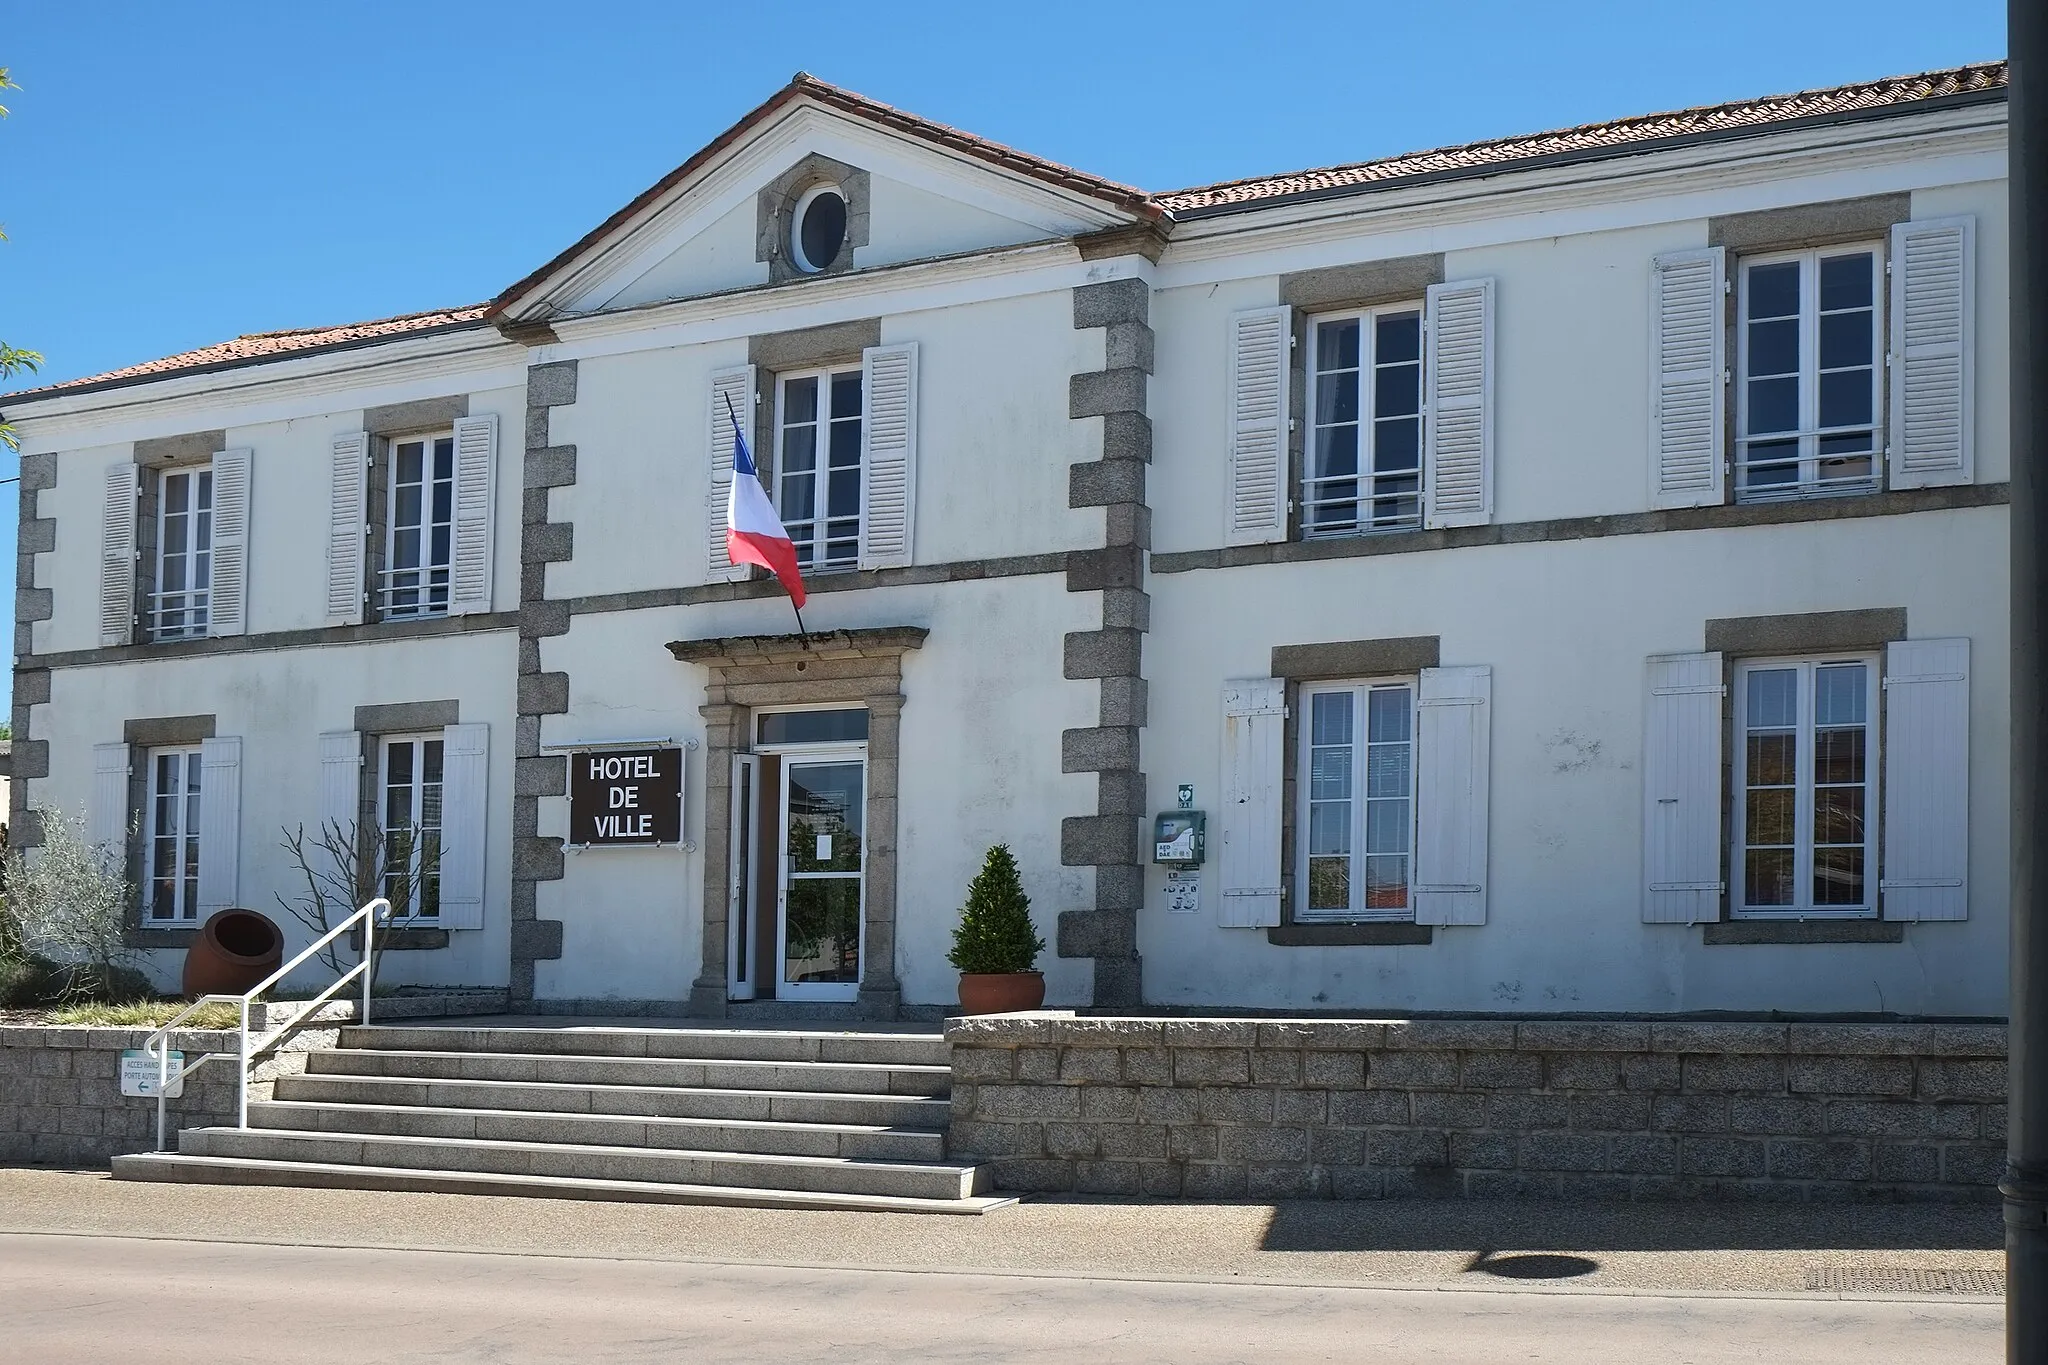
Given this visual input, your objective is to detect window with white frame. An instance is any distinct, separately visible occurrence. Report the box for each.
[380,734,444,921]
[144,747,203,922]
[775,367,864,570]
[1306,308,1425,535]
[1733,656,1878,916]
[151,467,213,640]
[1298,679,1417,920]
[383,433,455,618]
[1737,245,1882,501]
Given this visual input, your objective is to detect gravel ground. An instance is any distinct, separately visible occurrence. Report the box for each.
[0,1166,2003,1297]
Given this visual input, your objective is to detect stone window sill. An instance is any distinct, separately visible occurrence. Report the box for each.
[127,926,200,948]
[1267,922,1434,947]
[348,927,451,952]
[1703,919,1903,945]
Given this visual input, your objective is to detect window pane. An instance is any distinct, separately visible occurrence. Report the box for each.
[1313,424,1358,479]
[1813,846,1865,906]
[1819,311,1873,370]
[758,708,869,745]
[1307,857,1350,912]
[1818,371,1873,429]
[1363,855,1408,909]
[781,473,815,522]
[1746,787,1795,845]
[784,377,818,425]
[164,474,189,515]
[1747,261,1800,319]
[1365,799,1409,854]
[433,438,454,481]
[827,418,861,468]
[1308,803,1350,857]
[1373,417,1420,472]
[1316,320,1359,371]
[1746,377,1798,435]
[1317,371,1359,425]
[827,469,860,518]
[1365,743,1410,799]
[1814,727,1866,785]
[395,484,422,530]
[397,441,423,485]
[1814,665,1867,725]
[1748,732,1796,786]
[782,425,817,474]
[1814,786,1864,845]
[1310,692,1353,747]
[1747,318,1798,377]
[829,371,862,419]
[1309,744,1350,801]
[1366,688,1410,743]
[1747,669,1798,728]
[1375,313,1421,365]
[1819,253,1874,311]
[1745,848,1795,906]
[1374,362,1421,419]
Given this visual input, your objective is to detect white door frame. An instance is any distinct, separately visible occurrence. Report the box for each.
[769,742,867,1003]
[726,752,761,1001]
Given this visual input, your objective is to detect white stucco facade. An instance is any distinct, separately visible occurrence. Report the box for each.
[3,68,2012,1019]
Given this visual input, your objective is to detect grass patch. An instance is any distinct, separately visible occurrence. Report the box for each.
[44,1000,244,1029]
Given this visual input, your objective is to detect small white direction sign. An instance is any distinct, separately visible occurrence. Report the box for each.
[119,1049,184,1098]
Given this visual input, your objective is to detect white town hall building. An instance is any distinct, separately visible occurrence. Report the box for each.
[2,63,2011,1021]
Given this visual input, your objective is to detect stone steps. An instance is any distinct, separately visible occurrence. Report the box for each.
[110,1023,1006,1214]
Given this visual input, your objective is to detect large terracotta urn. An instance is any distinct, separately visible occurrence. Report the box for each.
[182,908,285,998]
[956,971,1046,1015]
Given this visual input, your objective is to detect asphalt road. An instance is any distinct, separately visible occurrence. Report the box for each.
[0,1230,2002,1365]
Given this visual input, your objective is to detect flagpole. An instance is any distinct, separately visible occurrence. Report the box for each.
[723,391,811,651]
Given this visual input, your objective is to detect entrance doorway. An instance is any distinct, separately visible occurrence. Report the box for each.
[728,709,868,1004]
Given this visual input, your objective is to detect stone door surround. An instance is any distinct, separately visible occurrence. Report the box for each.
[669,626,926,1019]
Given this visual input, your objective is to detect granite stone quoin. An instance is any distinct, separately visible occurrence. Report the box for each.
[943,1016,2008,1202]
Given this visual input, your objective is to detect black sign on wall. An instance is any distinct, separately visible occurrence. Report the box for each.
[568,748,684,846]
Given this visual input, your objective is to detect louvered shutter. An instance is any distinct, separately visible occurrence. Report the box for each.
[326,433,369,625]
[438,722,489,930]
[1414,665,1490,926]
[195,736,243,913]
[1423,278,1494,528]
[1218,678,1285,927]
[706,365,756,583]
[1225,306,1290,546]
[1649,247,1727,508]
[447,414,498,615]
[208,448,252,637]
[1881,637,1969,921]
[1888,218,1975,489]
[1642,652,1725,923]
[99,462,138,647]
[859,342,919,569]
[318,730,364,902]
[90,742,131,850]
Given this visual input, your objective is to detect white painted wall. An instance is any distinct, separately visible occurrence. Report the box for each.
[601,198,770,311]
[861,173,1058,270]
[26,631,518,992]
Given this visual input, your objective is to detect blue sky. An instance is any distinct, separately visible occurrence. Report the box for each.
[0,0,2006,706]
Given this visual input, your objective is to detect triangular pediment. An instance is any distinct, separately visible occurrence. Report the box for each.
[493,78,1156,325]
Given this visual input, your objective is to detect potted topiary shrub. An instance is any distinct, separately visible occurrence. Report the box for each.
[948,844,1047,1014]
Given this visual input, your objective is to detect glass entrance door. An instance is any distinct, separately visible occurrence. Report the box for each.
[777,756,865,1002]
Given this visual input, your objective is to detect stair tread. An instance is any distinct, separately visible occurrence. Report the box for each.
[200,1125,976,1174]
[345,1026,946,1042]
[112,1153,1015,1215]
[283,1074,949,1105]
[321,1048,949,1073]
[252,1100,941,1139]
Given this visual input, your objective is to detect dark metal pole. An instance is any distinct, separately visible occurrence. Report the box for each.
[2011,8,2048,1362]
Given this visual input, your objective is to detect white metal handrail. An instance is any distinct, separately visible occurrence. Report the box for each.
[142,897,393,1152]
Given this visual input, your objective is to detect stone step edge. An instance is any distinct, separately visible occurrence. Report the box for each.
[277,1074,950,1109]
[315,1049,951,1076]
[250,1100,944,1140]
[191,1126,980,1178]
[342,1025,947,1045]
[111,1153,1017,1216]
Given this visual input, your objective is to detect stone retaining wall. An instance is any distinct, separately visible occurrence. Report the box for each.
[945,1016,2007,1202]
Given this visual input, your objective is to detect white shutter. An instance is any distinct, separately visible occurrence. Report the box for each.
[1414,665,1490,926]
[326,433,369,626]
[91,742,131,850]
[447,414,498,615]
[1423,278,1494,528]
[859,342,918,570]
[438,722,489,930]
[99,461,138,647]
[1218,678,1285,927]
[318,730,363,904]
[196,736,243,913]
[706,365,756,583]
[1888,218,1975,489]
[1649,247,1727,508]
[208,448,252,637]
[1642,652,1725,923]
[1224,306,1290,546]
[1881,637,1969,921]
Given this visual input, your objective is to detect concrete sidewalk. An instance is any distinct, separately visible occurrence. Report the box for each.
[0,1166,2002,1297]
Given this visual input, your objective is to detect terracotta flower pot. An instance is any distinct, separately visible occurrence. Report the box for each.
[182,908,285,999]
[957,971,1046,1015]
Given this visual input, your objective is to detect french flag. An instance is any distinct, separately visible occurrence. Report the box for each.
[724,400,807,608]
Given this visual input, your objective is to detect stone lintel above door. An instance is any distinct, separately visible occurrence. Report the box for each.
[677,625,926,1020]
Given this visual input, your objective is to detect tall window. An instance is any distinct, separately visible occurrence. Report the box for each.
[152,467,213,640]
[145,748,203,922]
[1737,246,1882,500]
[1298,680,1416,921]
[381,735,444,921]
[1307,308,1424,535]
[1734,657,1878,915]
[384,434,455,618]
[776,368,864,570]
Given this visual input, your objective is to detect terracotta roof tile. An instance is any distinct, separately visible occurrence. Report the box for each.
[4,305,490,402]
[1157,61,2007,214]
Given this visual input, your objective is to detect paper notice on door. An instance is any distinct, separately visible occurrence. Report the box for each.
[816,835,832,862]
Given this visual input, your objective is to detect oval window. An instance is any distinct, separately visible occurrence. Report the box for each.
[791,185,847,273]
